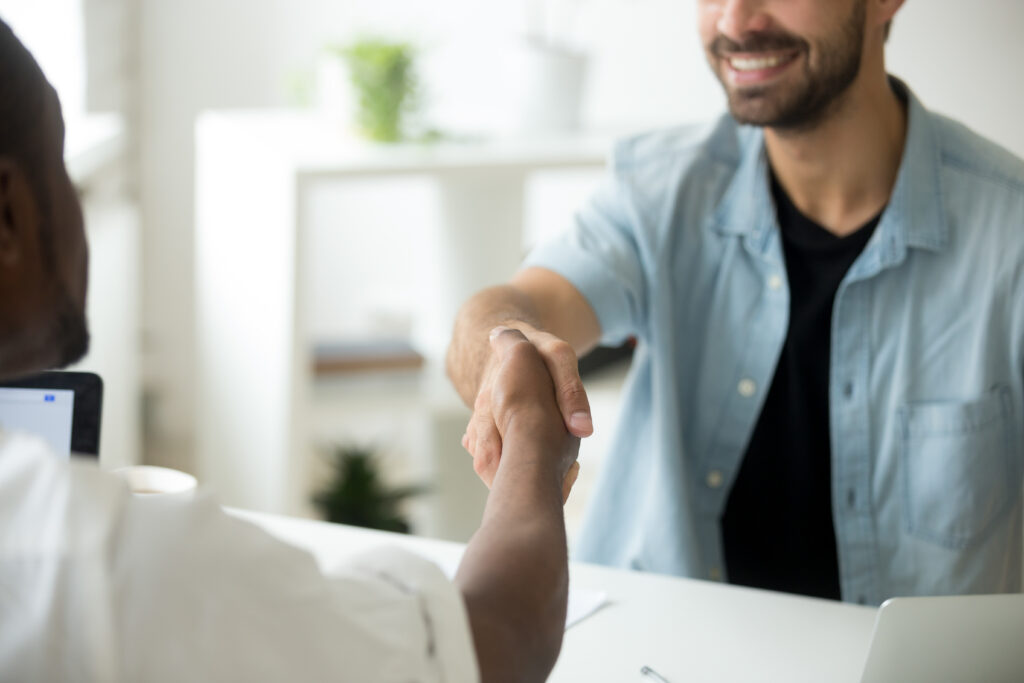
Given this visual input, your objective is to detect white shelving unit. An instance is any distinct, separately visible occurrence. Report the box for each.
[195,110,609,533]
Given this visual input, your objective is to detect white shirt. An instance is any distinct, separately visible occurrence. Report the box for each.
[0,433,479,682]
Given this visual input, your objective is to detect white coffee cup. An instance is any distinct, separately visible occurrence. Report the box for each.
[111,466,198,497]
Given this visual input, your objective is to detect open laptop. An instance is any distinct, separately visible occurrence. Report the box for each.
[0,371,103,458]
[861,593,1024,682]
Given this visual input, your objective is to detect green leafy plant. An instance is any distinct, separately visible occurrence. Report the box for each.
[312,444,427,533]
[335,38,419,142]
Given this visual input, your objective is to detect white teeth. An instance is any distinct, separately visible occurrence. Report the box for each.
[729,55,789,71]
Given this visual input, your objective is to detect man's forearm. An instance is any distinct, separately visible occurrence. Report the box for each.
[455,433,572,682]
[446,285,544,406]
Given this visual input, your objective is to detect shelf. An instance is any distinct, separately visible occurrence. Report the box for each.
[313,340,425,375]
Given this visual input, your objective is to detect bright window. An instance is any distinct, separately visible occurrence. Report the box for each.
[0,0,86,125]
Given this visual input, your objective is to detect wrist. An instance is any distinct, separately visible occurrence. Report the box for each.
[503,408,565,447]
[492,454,565,500]
[496,414,575,485]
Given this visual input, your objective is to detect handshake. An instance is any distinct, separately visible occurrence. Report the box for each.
[458,323,592,503]
[445,272,602,680]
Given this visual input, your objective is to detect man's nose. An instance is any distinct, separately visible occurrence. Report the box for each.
[716,0,772,42]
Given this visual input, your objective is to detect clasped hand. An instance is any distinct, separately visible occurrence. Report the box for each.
[462,324,592,502]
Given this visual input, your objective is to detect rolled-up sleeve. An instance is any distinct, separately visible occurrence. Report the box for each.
[345,547,479,683]
[523,150,648,346]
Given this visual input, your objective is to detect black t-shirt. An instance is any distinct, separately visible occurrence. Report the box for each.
[720,175,881,600]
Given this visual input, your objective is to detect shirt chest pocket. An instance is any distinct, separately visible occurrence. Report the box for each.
[899,386,1017,550]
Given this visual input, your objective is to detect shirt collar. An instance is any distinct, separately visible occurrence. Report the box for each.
[710,78,949,255]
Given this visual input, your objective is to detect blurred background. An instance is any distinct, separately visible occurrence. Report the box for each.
[3,0,1022,545]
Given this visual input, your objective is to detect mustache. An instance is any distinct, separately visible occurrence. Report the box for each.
[710,33,807,56]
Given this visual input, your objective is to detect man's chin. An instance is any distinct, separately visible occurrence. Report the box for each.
[53,319,90,369]
[50,293,91,369]
[726,89,833,132]
[719,76,791,126]
[0,304,88,380]
[53,331,90,369]
[727,95,790,128]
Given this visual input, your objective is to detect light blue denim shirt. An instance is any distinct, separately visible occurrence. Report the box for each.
[524,83,1024,605]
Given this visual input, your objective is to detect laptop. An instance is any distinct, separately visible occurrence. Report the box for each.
[861,593,1024,682]
[0,371,103,458]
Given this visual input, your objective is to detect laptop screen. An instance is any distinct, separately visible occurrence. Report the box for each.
[0,372,103,457]
[0,386,76,457]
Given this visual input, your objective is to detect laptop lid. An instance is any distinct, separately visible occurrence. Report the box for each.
[0,371,103,458]
[861,593,1024,683]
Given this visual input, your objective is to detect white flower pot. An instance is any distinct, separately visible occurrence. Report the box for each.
[511,40,589,135]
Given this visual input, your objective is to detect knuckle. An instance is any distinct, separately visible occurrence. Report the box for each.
[477,429,501,457]
[469,413,490,439]
[472,454,487,476]
[493,327,528,344]
[473,389,491,412]
[528,329,556,344]
[472,448,498,480]
[543,338,575,362]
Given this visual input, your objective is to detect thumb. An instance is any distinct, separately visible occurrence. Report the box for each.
[537,338,593,438]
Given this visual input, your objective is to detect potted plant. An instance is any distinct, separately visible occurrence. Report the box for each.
[331,38,420,143]
[311,444,427,533]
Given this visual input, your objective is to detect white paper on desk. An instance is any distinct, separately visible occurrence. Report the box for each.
[563,585,608,629]
[436,556,607,630]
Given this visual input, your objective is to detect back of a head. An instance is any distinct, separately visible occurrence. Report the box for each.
[0,18,90,375]
[0,17,50,201]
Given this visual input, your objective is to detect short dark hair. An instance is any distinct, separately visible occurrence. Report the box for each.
[0,18,50,194]
[0,17,55,261]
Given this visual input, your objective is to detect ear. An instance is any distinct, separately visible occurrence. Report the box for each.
[0,157,38,268]
[874,0,906,28]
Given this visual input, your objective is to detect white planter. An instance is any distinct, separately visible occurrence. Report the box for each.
[510,40,589,135]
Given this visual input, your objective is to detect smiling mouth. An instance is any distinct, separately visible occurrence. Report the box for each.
[727,52,798,71]
[717,50,801,87]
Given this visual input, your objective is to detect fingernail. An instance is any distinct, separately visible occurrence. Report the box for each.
[489,326,510,342]
[569,412,593,435]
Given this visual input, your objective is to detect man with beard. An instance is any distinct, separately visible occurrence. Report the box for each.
[0,18,579,682]
[448,0,1024,604]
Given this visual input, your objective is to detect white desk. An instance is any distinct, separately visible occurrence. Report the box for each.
[234,510,877,682]
[196,112,610,517]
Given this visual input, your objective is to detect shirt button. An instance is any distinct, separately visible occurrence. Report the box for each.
[768,274,783,290]
[706,470,724,489]
[738,379,757,398]
[709,567,723,581]
[843,382,854,399]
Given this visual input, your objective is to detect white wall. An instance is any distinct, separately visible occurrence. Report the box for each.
[72,194,141,470]
[139,0,1024,465]
[137,0,720,462]
[887,0,1024,159]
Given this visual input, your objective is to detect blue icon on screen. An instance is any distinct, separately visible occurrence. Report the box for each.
[44,395,55,402]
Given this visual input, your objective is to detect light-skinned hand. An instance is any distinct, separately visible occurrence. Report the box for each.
[462,324,589,502]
